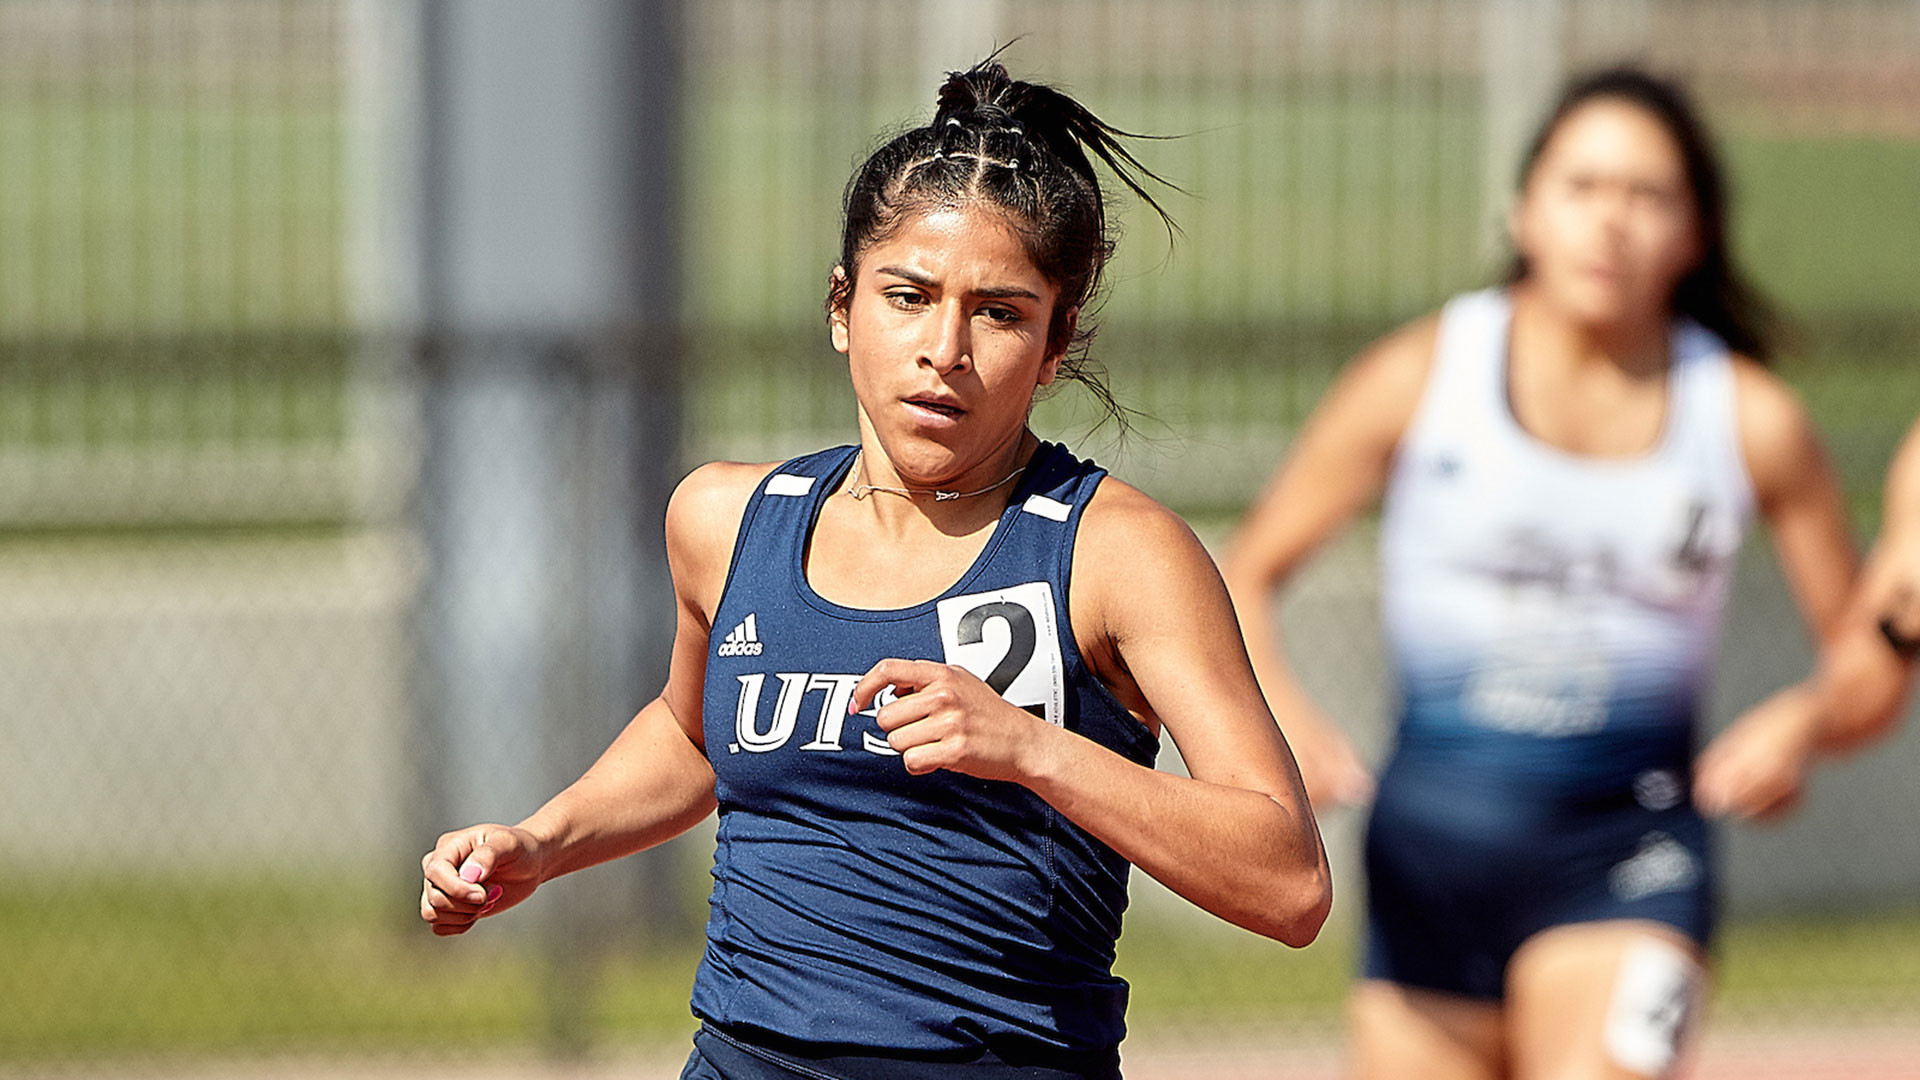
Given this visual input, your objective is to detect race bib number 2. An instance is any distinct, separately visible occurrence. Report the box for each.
[935,581,1067,728]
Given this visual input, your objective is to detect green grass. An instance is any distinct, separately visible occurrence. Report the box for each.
[1114,904,1920,1034]
[1730,137,1920,317]
[1716,908,1920,1006]
[0,101,346,335]
[0,348,351,452]
[0,875,702,1061]
[3,875,1916,1063]
[1116,911,1354,1027]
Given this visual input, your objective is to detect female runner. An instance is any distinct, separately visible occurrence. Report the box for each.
[421,59,1331,1080]
[1222,67,1857,1079]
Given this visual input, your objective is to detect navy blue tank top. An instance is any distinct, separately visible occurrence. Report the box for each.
[690,441,1159,1059]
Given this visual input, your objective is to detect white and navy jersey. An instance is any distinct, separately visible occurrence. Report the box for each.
[690,442,1158,1060]
[1378,288,1755,794]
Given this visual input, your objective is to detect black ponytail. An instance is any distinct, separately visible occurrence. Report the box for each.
[831,54,1177,430]
[929,64,1176,235]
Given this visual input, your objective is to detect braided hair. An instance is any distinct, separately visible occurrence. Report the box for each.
[829,57,1175,427]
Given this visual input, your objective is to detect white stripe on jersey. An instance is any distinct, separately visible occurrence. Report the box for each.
[766,474,815,497]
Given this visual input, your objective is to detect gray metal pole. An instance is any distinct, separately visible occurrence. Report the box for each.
[607,0,690,955]
[1480,0,1566,260]
[416,0,687,1059]
[919,0,1005,89]
[343,0,434,918]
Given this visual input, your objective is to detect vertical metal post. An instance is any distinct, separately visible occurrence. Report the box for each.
[416,0,687,1060]
[608,0,690,954]
[919,0,1005,89]
[1575,0,1654,62]
[341,0,430,913]
[1480,0,1566,259]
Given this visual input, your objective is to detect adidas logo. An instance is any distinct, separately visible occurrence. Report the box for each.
[716,613,764,657]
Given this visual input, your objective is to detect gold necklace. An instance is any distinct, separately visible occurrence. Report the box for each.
[844,451,1027,502]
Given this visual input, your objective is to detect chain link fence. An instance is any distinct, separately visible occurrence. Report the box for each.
[3,1,1917,1076]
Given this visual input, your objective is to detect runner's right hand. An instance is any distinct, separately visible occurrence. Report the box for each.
[420,823,545,936]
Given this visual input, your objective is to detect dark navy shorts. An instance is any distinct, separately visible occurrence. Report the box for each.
[1362,755,1716,1001]
[680,1026,1123,1080]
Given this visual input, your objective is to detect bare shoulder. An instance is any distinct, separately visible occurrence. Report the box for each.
[1889,416,1920,517]
[1238,312,1439,499]
[1873,417,1920,569]
[1072,477,1223,635]
[666,460,780,548]
[1338,314,1440,407]
[666,460,782,614]
[1355,313,1441,384]
[1077,476,1207,567]
[1298,313,1441,453]
[1729,357,1814,436]
[1069,476,1265,722]
[1728,357,1827,503]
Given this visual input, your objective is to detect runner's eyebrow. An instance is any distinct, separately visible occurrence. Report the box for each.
[874,265,1041,302]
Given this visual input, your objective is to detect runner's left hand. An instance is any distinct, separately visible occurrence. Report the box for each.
[851,658,1055,782]
[1694,686,1817,821]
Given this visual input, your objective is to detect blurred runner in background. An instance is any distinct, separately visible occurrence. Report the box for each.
[1224,66,1861,1080]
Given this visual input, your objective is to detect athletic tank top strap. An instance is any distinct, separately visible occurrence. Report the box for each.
[1400,287,1511,457]
[1000,442,1158,765]
[1003,438,1107,592]
[717,444,860,606]
[721,440,1121,645]
[1663,319,1757,519]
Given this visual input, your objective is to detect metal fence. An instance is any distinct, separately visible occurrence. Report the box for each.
[2,1,1917,1076]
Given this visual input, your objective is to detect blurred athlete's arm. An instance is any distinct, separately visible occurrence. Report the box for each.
[1734,363,1859,642]
[419,462,767,935]
[1694,365,1862,820]
[1216,320,1435,808]
[1806,420,1920,746]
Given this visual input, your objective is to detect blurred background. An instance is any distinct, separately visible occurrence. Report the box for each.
[2,1,1916,1077]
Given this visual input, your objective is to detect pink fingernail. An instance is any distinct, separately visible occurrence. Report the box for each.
[459,861,483,883]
